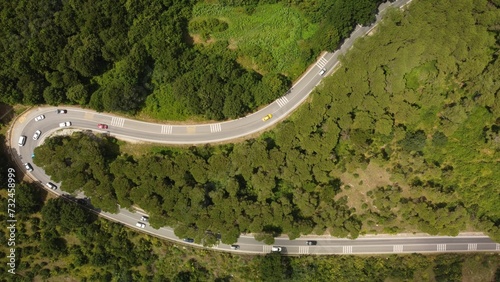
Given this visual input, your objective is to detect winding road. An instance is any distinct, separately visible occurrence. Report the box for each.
[7,0,499,255]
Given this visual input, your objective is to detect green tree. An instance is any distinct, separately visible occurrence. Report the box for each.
[400,130,426,152]
[15,183,42,217]
[43,86,65,105]
[257,253,283,282]
[433,255,463,282]
[66,84,89,105]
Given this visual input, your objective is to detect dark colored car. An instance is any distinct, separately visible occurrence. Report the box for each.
[306,241,317,245]
[56,109,67,114]
[98,123,108,129]
[230,245,240,250]
[183,238,194,243]
[77,198,89,205]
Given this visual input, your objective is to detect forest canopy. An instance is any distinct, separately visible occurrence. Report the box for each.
[1,184,498,280]
[0,0,384,120]
[34,0,500,244]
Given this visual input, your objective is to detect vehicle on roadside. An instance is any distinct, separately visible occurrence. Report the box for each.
[306,240,317,245]
[46,182,57,190]
[24,163,33,172]
[262,114,273,121]
[98,123,108,129]
[59,121,71,127]
[18,135,27,146]
[77,198,90,205]
[34,115,45,121]
[230,245,240,250]
[56,109,67,114]
[183,238,194,243]
[136,222,146,228]
[271,246,282,252]
[33,130,41,140]
[140,216,149,222]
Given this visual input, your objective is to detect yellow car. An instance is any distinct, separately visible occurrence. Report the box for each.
[262,114,272,121]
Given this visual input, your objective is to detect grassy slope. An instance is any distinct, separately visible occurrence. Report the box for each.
[190,2,318,77]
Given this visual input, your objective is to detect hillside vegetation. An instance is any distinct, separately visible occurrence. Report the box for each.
[34,0,500,243]
[0,0,384,120]
[0,185,498,280]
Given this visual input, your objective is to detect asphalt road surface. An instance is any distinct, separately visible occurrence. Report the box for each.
[7,0,499,255]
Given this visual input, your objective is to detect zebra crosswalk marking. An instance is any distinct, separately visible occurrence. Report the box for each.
[298,246,309,254]
[276,96,289,108]
[467,244,477,251]
[316,57,328,69]
[393,245,404,253]
[263,245,272,253]
[161,125,173,134]
[210,123,222,133]
[111,117,125,127]
[343,246,353,254]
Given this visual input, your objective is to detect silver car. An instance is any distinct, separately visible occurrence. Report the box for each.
[33,130,41,140]
[34,115,45,121]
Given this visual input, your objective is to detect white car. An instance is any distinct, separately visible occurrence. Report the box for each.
[59,121,71,127]
[24,163,33,172]
[136,222,146,228]
[46,182,57,190]
[271,246,282,252]
[140,216,149,222]
[34,115,45,121]
[319,68,327,76]
[33,130,41,140]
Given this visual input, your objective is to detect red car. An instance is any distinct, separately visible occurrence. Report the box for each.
[98,124,108,129]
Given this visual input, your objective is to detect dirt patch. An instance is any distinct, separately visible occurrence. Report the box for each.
[336,162,404,212]
[190,34,216,46]
[227,38,238,50]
